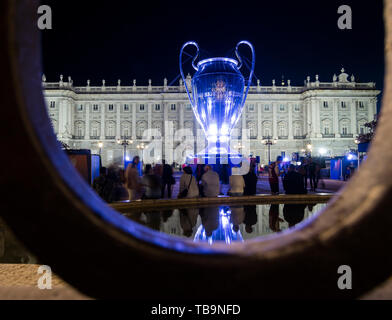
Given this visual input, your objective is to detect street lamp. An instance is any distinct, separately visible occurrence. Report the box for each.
[306,144,313,157]
[97,142,103,156]
[262,136,277,164]
[319,147,327,156]
[137,143,145,162]
[236,142,244,154]
[117,138,133,168]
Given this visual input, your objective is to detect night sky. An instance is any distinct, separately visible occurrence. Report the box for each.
[41,0,385,96]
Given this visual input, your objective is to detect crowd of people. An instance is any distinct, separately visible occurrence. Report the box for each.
[268,156,324,195]
[92,156,324,203]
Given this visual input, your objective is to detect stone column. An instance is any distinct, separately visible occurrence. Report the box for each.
[288,102,293,139]
[303,102,307,138]
[100,103,105,140]
[311,98,317,138]
[58,99,67,138]
[368,99,376,121]
[350,101,357,135]
[257,103,262,139]
[132,103,137,139]
[67,99,73,138]
[315,100,321,137]
[179,102,184,129]
[148,103,152,130]
[85,103,90,140]
[164,102,169,136]
[272,102,277,139]
[333,99,340,137]
[116,103,121,139]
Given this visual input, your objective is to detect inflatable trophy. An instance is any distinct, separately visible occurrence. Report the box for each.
[180,41,255,158]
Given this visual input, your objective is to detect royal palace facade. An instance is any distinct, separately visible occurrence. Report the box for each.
[43,68,380,166]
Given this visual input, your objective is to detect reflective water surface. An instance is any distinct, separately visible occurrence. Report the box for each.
[123,203,327,245]
[0,203,326,263]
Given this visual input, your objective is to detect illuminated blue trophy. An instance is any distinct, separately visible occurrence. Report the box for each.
[180,41,255,164]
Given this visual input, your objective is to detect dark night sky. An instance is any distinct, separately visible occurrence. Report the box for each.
[41,0,385,95]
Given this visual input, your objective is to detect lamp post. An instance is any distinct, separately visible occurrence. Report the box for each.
[97,142,103,156]
[117,138,133,168]
[137,143,145,162]
[354,139,361,168]
[262,136,277,164]
[306,144,313,157]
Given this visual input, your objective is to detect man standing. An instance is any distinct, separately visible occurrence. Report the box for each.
[161,160,174,199]
[283,164,307,194]
[308,158,317,192]
[201,165,220,197]
[268,156,282,195]
[243,164,258,196]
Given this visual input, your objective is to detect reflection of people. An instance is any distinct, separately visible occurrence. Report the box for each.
[161,210,173,223]
[201,166,220,197]
[145,212,161,231]
[230,206,245,232]
[180,208,199,238]
[200,207,220,237]
[283,165,307,194]
[244,205,257,234]
[269,204,283,232]
[283,204,306,228]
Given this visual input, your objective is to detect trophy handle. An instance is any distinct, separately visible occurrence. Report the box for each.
[235,41,256,107]
[180,41,200,107]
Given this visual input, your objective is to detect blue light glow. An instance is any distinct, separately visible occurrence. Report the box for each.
[180,41,255,155]
[194,207,244,245]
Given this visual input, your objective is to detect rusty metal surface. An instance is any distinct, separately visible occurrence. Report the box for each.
[0,0,391,299]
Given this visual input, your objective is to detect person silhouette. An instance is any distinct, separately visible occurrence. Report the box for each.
[283,204,306,228]
[244,205,257,234]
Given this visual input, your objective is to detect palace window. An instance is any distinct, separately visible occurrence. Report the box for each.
[279,104,286,112]
[124,104,129,111]
[342,127,348,135]
[155,104,161,111]
[341,101,347,109]
[294,123,302,137]
[294,104,300,112]
[323,101,329,108]
[356,101,365,109]
[324,127,330,135]
[108,104,114,111]
[140,104,145,111]
[248,104,255,112]
[186,104,192,111]
[264,104,270,112]
[49,101,56,108]
[93,104,99,111]
[77,104,83,112]
[171,104,176,111]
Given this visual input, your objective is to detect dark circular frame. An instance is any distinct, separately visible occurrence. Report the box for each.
[1,0,392,299]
